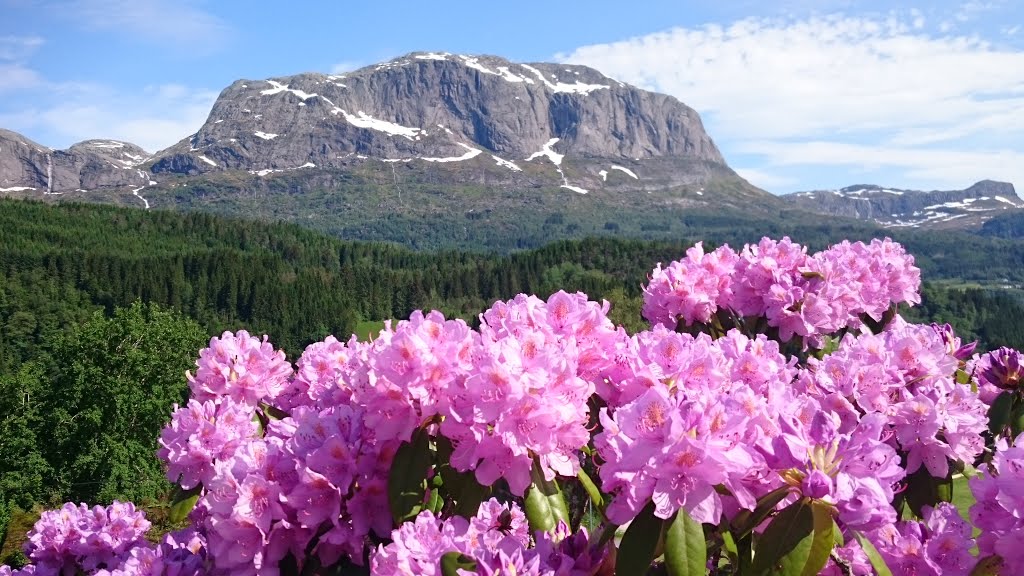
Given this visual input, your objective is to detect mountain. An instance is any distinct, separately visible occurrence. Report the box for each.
[781,180,1024,230]
[0,129,152,194]
[2,53,748,195]
[0,52,781,250]
[151,52,731,193]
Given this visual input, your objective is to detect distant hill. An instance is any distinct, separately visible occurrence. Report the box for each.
[781,180,1023,230]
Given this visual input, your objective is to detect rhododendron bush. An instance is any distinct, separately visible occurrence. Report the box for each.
[8,236,1024,575]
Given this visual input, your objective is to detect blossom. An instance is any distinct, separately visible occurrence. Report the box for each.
[187,330,293,406]
[971,346,1024,405]
[642,242,738,329]
[971,433,1024,572]
[158,397,258,489]
[20,502,151,575]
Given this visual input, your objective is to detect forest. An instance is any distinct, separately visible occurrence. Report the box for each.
[1,198,1023,561]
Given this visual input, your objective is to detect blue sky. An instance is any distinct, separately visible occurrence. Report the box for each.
[2,0,1023,195]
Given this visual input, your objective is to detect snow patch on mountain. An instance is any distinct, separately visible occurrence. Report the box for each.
[518,64,608,94]
[611,165,639,179]
[422,143,482,163]
[332,109,423,140]
[261,80,318,101]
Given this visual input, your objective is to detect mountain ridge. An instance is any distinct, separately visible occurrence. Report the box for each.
[781,179,1022,229]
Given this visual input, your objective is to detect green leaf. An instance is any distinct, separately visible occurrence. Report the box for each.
[434,436,491,517]
[664,508,707,576]
[616,501,666,576]
[731,485,791,540]
[988,391,1015,436]
[577,466,605,512]
[524,459,570,534]
[387,427,433,524]
[749,498,814,576]
[970,555,1004,575]
[853,532,893,576]
[440,552,477,576]
[168,483,203,524]
[800,501,835,576]
[721,529,739,560]
[903,467,953,518]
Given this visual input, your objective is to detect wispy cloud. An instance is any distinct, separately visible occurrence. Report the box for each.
[0,35,45,60]
[60,0,230,52]
[558,10,1024,192]
[0,35,45,92]
[329,61,364,74]
[0,82,218,152]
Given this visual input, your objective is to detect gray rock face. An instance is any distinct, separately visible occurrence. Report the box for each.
[152,53,725,188]
[0,129,151,193]
[782,180,1023,229]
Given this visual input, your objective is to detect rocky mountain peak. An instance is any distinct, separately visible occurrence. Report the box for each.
[0,130,152,194]
[150,52,726,192]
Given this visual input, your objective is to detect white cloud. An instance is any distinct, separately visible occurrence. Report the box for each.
[738,140,1024,193]
[1,83,217,153]
[0,63,43,92]
[734,167,798,190]
[0,36,45,92]
[558,12,1024,192]
[330,61,364,74]
[0,35,44,60]
[62,0,230,51]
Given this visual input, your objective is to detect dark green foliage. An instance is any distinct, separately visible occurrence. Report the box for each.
[979,212,1024,239]
[42,303,207,504]
[0,303,206,544]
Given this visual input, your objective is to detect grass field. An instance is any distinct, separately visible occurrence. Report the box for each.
[353,320,385,342]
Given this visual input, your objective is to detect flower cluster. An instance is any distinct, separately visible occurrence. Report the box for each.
[442,292,607,493]
[9,236,1023,575]
[371,499,602,576]
[15,502,156,575]
[971,346,1024,404]
[12,498,205,573]
[158,397,259,490]
[970,433,1024,573]
[93,529,207,576]
[187,330,294,406]
[798,317,988,479]
[595,327,798,524]
[643,237,921,347]
[868,503,976,575]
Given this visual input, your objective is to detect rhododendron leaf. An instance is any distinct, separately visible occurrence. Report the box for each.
[904,467,952,518]
[616,501,665,576]
[732,485,791,540]
[799,501,835,576]
[525,461,570,533]
[749,498,814,576]
[853,532,893,576]
[388,427,432,524]
[970,554,1004,575]
[577,466,605,512]
[1013,402,1024,438]
[261,403,288,420]
[988,391,1014,436]
[168,483,202,523]
[435,435,488,514]
[440,552,477,576]
[664,508,706,576]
